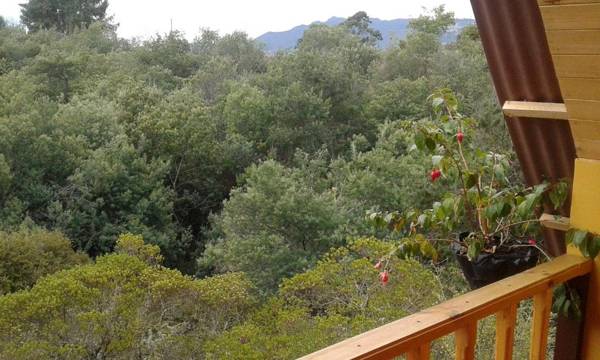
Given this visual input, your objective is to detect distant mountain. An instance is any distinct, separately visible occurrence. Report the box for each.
[256,17,476,53]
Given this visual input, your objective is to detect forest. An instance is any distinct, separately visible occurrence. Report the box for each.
[0,0,530,358]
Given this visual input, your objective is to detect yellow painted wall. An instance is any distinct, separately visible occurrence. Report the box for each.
[568,158,600,358]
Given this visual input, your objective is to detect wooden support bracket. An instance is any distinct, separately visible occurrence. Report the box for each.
[503,101,568,120]
[540,213,571,232]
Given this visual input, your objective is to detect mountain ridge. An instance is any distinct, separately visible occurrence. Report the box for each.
[256,16,475,53]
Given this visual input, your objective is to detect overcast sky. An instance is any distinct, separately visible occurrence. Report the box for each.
[0,0,474,39]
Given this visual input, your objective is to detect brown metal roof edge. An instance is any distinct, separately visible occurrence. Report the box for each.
[470,1,582,358]
[470,0,576,257]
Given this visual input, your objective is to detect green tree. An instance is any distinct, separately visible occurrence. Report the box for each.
[48,136,176,258]
[214,32,267,74]
[20,0,109,34]
[0,154,11,201]
[201,160,345,291]
[136,31,199,78]
[0,229,88,294]
[29,47,83,102]
[408,5,455,36]
[131,88,256,272]
[341,11,382,45]
[375,6,456,81]
[365,77,431,121]
[330,121,443,218]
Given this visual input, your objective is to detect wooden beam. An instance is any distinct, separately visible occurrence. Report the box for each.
[299,255,592,360]
[539,213,571,231]
[502,101,568,120]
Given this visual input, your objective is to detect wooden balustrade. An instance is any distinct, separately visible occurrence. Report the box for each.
[299,254,592,360]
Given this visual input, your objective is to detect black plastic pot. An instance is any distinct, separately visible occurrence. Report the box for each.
[452,233,539,289]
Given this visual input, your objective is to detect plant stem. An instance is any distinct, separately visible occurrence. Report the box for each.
[488,219,540,238]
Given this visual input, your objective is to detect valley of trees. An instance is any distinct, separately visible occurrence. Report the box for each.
[0,2,524,358]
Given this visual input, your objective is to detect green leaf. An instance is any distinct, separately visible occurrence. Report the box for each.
[464,172,478,189]
[475,149,486,159]
[414,132,426,151]
[572,230,588,248]
[419,240,437,261]
[549,181,568,210]
[425,137,436,152]
[484,203,499,221]
[533,183,549,197]
[467,241,482,261]
[587,236,600,259]
[499,202,512,217]
[435,206,445,221]
[493,164,505,181]
[517,196,535,218]
[442,197,455,212]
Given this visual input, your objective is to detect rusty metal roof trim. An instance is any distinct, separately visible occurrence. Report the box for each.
[470,0,576,256]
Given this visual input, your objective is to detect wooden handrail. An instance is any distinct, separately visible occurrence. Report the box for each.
[299,254,592,360]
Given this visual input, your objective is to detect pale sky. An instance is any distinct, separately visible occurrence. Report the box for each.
[0,0,475,39]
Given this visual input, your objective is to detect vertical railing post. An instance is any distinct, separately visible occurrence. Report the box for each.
[455,322,477,360]
[530,288,553,360]
[495,303,518,360]
[407,342,430,360]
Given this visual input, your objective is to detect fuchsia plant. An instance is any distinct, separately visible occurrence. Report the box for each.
[369,89,569,267]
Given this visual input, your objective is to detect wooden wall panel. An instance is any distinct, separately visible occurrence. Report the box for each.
[569,121,600,159]
[565,100,600,121]
[539,0,600,5]
[559,78,600,101]
[540,4,600,30]
[553,55,600,78]
[540,2,600,159]
[547,30,600,54]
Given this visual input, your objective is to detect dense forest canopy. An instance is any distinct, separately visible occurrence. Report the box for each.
[0,1,523,358]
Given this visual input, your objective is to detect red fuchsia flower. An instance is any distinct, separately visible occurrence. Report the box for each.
[430,169,441,182]
[374,261,382,270]
[456,131,464,144]
[379,271,389,286]
[528,238,537,246]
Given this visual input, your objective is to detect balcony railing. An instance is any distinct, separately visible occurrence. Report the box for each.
[300,254,592,360]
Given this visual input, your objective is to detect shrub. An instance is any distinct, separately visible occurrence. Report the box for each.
[0,229,88,294]
[205,238,443,358]
[0,243,256,359]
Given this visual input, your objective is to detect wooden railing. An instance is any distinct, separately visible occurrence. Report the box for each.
[300,254,592,360]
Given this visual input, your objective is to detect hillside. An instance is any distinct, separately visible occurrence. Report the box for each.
[256,16,475,53]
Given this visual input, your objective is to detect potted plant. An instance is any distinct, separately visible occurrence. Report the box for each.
[369,89,568,289]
